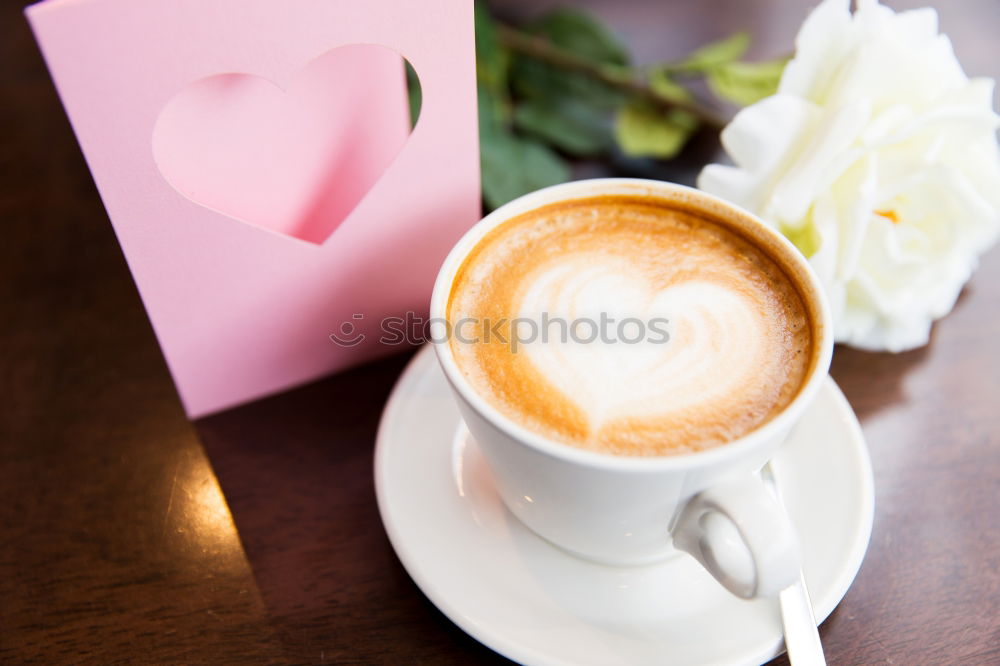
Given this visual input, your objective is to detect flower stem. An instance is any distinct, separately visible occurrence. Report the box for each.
[496,24,726,130]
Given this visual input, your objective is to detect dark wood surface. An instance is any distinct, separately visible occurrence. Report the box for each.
[3,0,999,663]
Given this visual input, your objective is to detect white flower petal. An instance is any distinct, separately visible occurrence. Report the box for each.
[832,154,878,281]
[719,95,818,173]
[696,164,760,212]
[699,95,819,213]
[780,0,853,101]
[886,6,938,46]
[698,0,1000,352]
[809,195,841,282]
[769,100,870,225]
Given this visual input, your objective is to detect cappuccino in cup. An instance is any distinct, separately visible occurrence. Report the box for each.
[446,194,819,457]
[431,179,833,593]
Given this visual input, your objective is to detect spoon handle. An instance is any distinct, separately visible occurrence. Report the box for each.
[763,462,826,666]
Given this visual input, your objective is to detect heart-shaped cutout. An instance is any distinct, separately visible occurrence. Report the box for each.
[152,44,416,244]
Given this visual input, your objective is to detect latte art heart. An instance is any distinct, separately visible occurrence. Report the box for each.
[448,196,815,456]
[519,271,768,425]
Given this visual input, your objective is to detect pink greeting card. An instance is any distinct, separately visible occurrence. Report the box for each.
[27,0,480,417]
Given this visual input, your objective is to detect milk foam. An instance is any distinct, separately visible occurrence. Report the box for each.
[448,196,814,456]
[518,261,768,425]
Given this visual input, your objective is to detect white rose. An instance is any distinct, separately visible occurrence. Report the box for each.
[698,0,1000,352]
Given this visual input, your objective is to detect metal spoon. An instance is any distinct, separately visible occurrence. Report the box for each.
[762,461,826,666]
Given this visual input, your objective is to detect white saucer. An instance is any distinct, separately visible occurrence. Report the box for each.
[375,346,874,666]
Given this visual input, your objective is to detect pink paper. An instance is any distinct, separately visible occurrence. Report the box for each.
[27,0,480,417]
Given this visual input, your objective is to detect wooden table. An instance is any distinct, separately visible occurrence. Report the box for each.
[3,0,999,663]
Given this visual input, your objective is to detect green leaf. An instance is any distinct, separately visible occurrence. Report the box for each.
[527,7,629,66]
[509,55,627,110]
[707,58,787,106]
[480,130,570,210]
[474,1,509,94]
[667,32,750,73]
[613,100,697,159]
[405,61,421,129]
[648,68,693,104]
[512,98,611,157]
[508,7,631,111]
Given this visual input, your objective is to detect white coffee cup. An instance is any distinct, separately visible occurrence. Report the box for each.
[429,179,834,599]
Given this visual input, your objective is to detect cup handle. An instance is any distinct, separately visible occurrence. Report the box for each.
[671,470,800,599]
